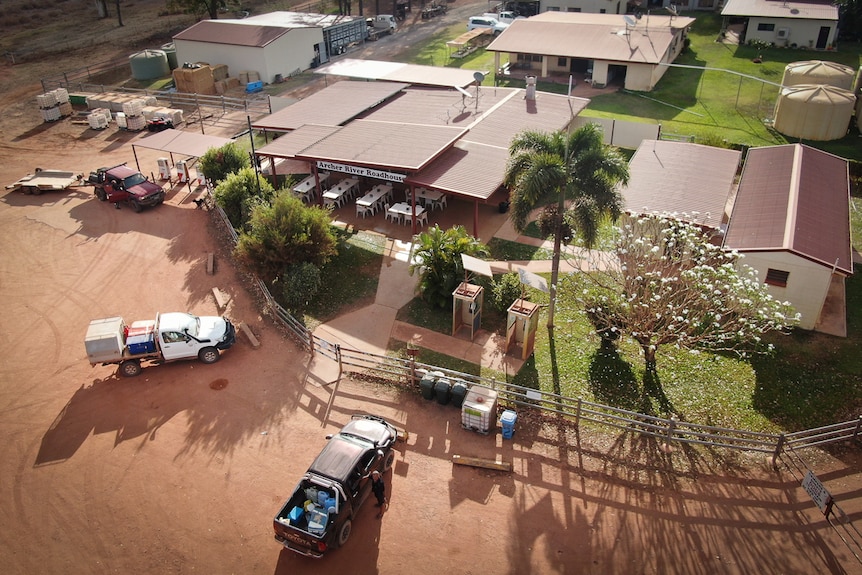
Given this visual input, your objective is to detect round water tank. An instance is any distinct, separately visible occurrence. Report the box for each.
[129,50,170,81]
[781,60,856,91]
[161,43,178,70]
[773,84,855,141]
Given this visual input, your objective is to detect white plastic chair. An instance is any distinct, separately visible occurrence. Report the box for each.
[432,194,447,211]
[384,203,398,224]
[415,210,429,227]
[356,204,369,219]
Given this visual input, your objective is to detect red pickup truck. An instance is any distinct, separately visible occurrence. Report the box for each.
[88,163,165,212]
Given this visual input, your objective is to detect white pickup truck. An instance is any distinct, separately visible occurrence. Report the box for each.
[483,11,525,25]
[85,312,236,377]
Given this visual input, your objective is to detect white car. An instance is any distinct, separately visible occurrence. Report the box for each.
[467,16,509,35]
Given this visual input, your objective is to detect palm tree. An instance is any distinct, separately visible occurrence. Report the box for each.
[504,123,630,329]
[408,225,490,309]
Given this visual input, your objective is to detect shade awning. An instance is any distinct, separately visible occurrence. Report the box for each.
[133,129,233,158]
[446,28,492,48]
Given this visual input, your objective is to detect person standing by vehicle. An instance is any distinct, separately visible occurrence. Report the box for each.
[371,470,387,517]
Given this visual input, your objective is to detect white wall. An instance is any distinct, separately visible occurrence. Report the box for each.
[541,0,623,14]
[175,27,324,85]
[737,251,834,330]
[746,17,837,49]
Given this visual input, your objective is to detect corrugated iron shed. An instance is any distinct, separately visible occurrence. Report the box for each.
[624,140,741,230]
[723,143,851,275]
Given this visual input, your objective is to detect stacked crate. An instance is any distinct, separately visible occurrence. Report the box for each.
[36,88,70,122]
[122,98,147,131]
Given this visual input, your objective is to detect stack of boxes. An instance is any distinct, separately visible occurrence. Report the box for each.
[122,98,147,131]
[36,88,71,122]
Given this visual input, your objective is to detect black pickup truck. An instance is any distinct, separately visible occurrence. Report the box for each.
[273,414,398,558]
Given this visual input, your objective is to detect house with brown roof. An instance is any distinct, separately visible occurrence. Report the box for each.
[623,140,741,232]
[486,12,695,91]
[720,0,839,49]
[722,143,852,335]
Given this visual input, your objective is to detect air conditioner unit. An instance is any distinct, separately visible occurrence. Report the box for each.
[777,28,790,39]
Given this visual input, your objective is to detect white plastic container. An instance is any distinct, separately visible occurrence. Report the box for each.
[41,106,62,122]
[88,112,109,130]
[116,112,127,129]
[461,385,498,434]
[126,115,147,131]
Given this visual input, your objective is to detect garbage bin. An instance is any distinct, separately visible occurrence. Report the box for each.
[501,410,517,439]
[434,377,451,405]
[419,372,437,400]
[450,380,468,408]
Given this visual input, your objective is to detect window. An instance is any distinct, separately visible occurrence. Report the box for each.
[568,7,582,12]
[600,9,607,13]
[757,23,776,32]
[765,268,789,287]
[557,57,567,67]
[548,6,560,11]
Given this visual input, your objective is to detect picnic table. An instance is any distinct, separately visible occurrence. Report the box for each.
[387,201,427,226]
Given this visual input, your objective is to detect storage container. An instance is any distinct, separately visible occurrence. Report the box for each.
[501,410,517,439]
[450,380,468,408]
[246,80,264,93]
[85,317,126,364]
[434,377,451,405]
[126,320,157,354]
[419,371,437,400]
[288,506,304,523]
[461,385,498,434]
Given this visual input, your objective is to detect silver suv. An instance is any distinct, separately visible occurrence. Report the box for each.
[467,16,509,35]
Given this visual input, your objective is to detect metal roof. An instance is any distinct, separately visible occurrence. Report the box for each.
[487,13,695,64]
[173,20,295,48]
[133,129,233,158]
[721,0,838,20]
[313,58,486,89]
[624,140,741,230]
[244,11,363,27]
[723,144,851,275]
[252,81,409,131]
[254,80,588,201]
[295,120,466,171]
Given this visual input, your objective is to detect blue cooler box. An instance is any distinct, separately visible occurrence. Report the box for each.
[501,410,517,439]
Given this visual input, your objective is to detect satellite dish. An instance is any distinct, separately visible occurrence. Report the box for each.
[473,71,486,84]
[635,10,643,20]
[666,4,679,16]
[623,15,636,27]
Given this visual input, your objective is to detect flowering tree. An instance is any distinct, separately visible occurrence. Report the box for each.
[573,214,799,371]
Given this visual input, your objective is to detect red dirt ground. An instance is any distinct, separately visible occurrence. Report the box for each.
[1,2,862,574]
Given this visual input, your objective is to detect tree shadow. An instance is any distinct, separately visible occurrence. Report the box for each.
[642,367,676,418]
[587,340,640,411]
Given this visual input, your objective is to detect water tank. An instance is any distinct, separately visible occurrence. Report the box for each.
[161,43,179,70]
[781,60,856,91]
[129,50,170,81]
[773,84,855,141]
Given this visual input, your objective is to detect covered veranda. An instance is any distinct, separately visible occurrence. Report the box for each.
[251,68,589,239]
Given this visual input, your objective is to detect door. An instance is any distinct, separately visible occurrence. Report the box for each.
[158,330,198,360]
[816,26,830,49]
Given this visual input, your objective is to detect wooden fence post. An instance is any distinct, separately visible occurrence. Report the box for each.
[854,416,862,443]
[771,434,786,469]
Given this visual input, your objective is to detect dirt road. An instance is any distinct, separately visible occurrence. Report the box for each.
[1,2,862,574]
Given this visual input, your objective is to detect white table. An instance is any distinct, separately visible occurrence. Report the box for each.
[356,186,388,208]
[387,202,426,225]
[293,172,329,200]
[322,177,359,206]
[415,187,443,205]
